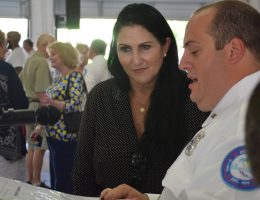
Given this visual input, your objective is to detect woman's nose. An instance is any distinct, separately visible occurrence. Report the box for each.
[132,51,143,66]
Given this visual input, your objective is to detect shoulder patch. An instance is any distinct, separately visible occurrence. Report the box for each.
[221,145,257,191]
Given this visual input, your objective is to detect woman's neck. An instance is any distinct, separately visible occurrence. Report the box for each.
[59,65,73,76]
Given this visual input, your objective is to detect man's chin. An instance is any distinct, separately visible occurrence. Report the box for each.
[190,96,207,112]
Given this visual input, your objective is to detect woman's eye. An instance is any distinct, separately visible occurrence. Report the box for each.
[141,44,151,50]
[119,46,130,53]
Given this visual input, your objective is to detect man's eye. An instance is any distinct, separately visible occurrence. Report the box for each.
[191,50,198,55]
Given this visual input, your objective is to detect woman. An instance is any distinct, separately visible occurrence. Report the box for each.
[32,42,87,194]
[75,43,89,75]
[72,3,208,197]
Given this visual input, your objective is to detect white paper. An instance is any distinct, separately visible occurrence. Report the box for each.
[0,177,99,200]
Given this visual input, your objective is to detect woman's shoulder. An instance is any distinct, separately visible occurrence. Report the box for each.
[88,78,117,96]
[86,78,126,107]
[71,70,83,78]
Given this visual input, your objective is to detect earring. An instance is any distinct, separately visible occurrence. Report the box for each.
[164,52,167,57]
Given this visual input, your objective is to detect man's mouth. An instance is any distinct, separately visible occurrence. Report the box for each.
[188,75,198,83]
[188,76,198,90]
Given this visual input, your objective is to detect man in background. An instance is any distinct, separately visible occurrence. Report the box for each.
[20,33,55,188]
[5,31,27,75]
[23,38,35,57]
[0,30,29,182]
[84,39,112,92]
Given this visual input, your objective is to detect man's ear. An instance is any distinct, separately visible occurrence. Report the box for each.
[227,38,245,64]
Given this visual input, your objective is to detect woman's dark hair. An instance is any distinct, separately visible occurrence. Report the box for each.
[246,81,260,184]
[108,3,187,160]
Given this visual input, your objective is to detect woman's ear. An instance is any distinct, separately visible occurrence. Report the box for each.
[228,38,245,64]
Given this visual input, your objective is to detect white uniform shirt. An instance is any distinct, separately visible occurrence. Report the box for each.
[84,55,112,92]
[161,71,260,200]
[5,46,28,68]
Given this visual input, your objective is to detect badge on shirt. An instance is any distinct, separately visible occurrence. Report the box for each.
[185,130,205,156]
[221,145,257,191]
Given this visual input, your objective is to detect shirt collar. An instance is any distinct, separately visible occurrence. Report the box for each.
[203,70,260,127]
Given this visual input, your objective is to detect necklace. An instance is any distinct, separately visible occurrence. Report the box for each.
[140,107,145,113]
[130,90,150,114]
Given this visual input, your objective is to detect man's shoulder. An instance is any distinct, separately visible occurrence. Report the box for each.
[0,60,16,75]
[10,47,27,58]
[91,56,107,66]
[26,53,48,67]
[30,52,46,61]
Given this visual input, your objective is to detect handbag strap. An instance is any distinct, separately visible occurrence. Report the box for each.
[64,71,87,112]
[65,72,73,100]
[65,71,87,100]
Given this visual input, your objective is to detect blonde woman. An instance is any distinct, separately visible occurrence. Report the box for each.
[32,42,87,194]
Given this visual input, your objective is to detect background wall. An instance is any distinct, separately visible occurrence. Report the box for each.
[0,0,258,44]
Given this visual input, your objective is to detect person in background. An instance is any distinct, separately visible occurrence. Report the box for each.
[0,30,29,182]
[84,39,112,92]
[100,1,260,200]
[72,3,208,197]
[75,43,89,76]
[5,31,27,75]
[245,81,260,185]
[23,38,35,57]
[32,41,87,194]
[20,33,55,188]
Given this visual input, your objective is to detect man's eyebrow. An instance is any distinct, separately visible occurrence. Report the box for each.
[183,40,199,48]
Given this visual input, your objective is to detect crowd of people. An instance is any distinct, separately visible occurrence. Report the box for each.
[0,0,259,200]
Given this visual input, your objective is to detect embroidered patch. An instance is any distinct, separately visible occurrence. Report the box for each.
[221,145,257,191]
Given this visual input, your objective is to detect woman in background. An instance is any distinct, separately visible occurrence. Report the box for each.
[72,3,208,197]
[32,42,87,194]
[75,43,89,76]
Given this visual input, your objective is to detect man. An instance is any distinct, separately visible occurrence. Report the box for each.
[84,39,112,92]
[245,81,260,185]
[100,1,260,199]
[5,31,27,75]
[23,38,35,57]
[0,30,29,181]
[20,33,55,188]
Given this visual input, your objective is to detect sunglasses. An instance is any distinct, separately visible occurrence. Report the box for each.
[128,152,148,188]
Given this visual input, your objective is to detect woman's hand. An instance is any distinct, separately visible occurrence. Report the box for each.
[39,93,52,106]
[39,94,64,110]
[30,125,43,141]
[100,184,149,200]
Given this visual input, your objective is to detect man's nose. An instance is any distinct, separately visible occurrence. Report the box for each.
[179,53,191,72]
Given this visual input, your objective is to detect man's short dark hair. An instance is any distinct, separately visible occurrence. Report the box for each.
[195,0,260,61]
[23,38,34,48]
[90,39,107,55]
